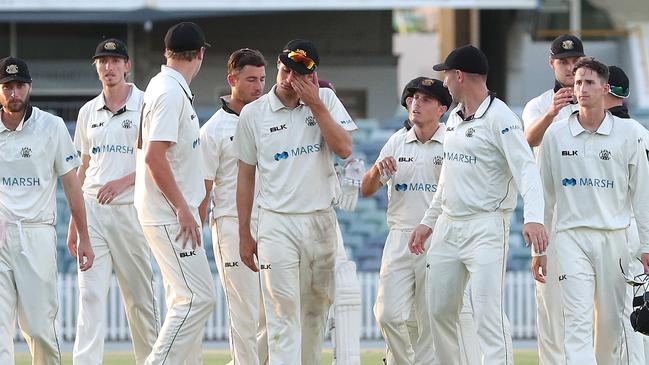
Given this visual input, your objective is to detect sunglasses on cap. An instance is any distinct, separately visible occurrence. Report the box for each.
[287,50,316,71]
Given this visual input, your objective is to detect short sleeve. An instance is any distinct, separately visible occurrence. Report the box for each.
[54,118,81,176]
[74,107,89,155]
[321,89,357,132]
[200,123,221,181]
[234,106,257,165]
[147,91,183,143]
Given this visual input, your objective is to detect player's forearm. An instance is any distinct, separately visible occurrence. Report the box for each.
[311,103,352,158]
[61,170,90,241]
[360,164,382,197]
[116,172,136,187]
[145,149,190,213]
[236,161,256,237]
[199,180,213,225]
[525,112,556,147]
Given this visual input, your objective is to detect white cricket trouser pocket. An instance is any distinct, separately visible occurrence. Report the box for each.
[374,229,433,365]
[0,224,60,365]
[426,213,513,365]
[74,200,158,365]
[141,223,216,365]
[212,216,264,365]
[257,208,336,365]
[556,228,628,365]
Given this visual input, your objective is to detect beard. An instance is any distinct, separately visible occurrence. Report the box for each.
[2,94,29,113]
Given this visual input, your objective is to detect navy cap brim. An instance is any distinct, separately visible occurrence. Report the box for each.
[0,75,32,84]
[406,86,452,109]
[92,52,129,60]
[279,53,315,75]
[551,51,585,59]
[433,63,451,71]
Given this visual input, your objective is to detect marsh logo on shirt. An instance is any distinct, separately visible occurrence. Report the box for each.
[305,116,317,126]
[599,149,611,160]
[122,119,133,129]
[273,151,289,161]
[501,125,522,134]
[394,182,437,192]
[562,177,614,189]
[273,143,322,161]
[398,157,414,162]
[91,145,134,155]
[561,178,577,186]
[444,151,477,164]
[340,119,353,125]
[65,155,75,162]
[20,147,32,158]
[433,156,443,165]
[465,128,475,137]
[1,177,41,186]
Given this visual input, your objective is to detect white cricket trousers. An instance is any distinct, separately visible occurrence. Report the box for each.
[212,216,266,365]
[534,239,566,365]
[426,212,513,365]
[74,199,158,365]
[257,208,337,365]
[374,228,434,364]
[0,223,60,365]
[141,223,216,365]
[556,228,628,365]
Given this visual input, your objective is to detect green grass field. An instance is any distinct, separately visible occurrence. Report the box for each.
[15,349,539,364]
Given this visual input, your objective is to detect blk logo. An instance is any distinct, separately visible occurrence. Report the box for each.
[398,157,414,162]
[273,151,289,161]
[446,127,455,132]
[599,149,611,160]
[122,119,133,129]
[561,178,577,187]
[225,262,239,268]
[395,184,408,192]
[559,274,567,281]
[465,128,475,137]
[20,147,32,158]
[180,250,196,258]
[90,122,104,128]
[270,124,287,133]
[261,264,272,270]
[561,150,578,156]
[191,114,196,120]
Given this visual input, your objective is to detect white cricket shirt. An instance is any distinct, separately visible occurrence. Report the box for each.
[421,94,544,228]
[134,66,205,226]
[522,88,579,154]
[74,84,143,205]
[0,106,80,224]
[234,86,357,213]
[378,125,444,230]
[538,112,649,251]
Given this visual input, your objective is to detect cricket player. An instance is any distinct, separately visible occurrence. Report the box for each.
[234,39,357,364]
[604,65,649,365]
[199,48,268,365]
[409,45,548,365]
[362,77,451,364]
[521,34,584,365]
[134,22,216,365]
[68,39,158,365]
[536,57,649,365]
[0,56,94,365]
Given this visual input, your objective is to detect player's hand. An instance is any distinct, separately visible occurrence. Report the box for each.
[376,156,398,178]
[523,222,548,254]
[408,224,432,255]
[176,206,201,249]
[641,253,649,274]
[290,72,321,107]
[77,237,95,271]
[66,222,78,257]
[240,231,259,272]
[548,87,574,117]
[531,255,547,283]
[97,177,130,205]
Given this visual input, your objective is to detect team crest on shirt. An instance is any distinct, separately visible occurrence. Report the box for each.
[599,149,611,160]
[6,64,19,74]
[20,147,32,158]
[465,127,475,137]
[305,116,317,126]
[433,155,443,165]
[122,119,133,129]
[562,40,574,50]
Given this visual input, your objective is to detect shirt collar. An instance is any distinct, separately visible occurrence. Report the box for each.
[1,105,33,132]
[160,65,193,103]
[456,92,496,121]
[220,96,239,116]
[268,85,306,112]
[569,110,614,136]
[94,84,139,114]
[405,123,445,144]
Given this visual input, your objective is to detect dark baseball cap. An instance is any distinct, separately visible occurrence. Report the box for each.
[433,45,489,75]
[401,77,427,108]
[0,57,32,84]
[550,34,585,59]
[93,38,129,60]
[164,22,210,52]
[608,65,630,99]
[279,39,319,75]
[406,78,452,109]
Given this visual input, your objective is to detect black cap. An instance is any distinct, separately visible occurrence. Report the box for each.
[164,22,210,52]
[401,77,426,108]
[406,78,452,109]
[279,39,319,75]
[608,65,630,99]
[93,38,129,60]
[433,45,489,75]
[550,34,585,59]
[0,57,32,84]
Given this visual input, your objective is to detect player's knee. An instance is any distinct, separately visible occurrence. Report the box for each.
[374,306,401,329]
[24,326,57,352]
[194,291,217,313]
[78,285,104,306]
